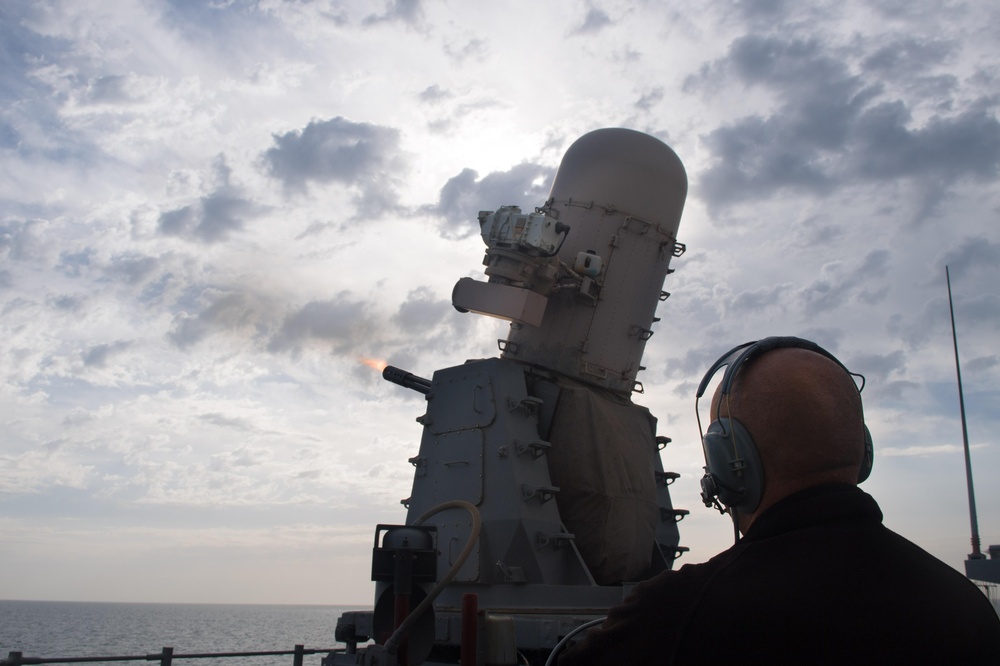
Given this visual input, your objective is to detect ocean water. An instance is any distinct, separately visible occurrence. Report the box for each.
[0,601,370,665]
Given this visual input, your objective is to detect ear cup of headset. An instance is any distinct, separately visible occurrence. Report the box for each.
[702,419,764,513]
[858,424,874,484]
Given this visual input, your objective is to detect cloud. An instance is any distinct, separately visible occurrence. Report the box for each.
[965,355,999,374]
[938,236,1000,280]
[571,7,613,35]
[362,0,424,27]
[443,37,488,64]
[860,37,955,78]
[880,443,975,457]
[261,116,406,216]
[168,289,262,350]
[635,87,665,113]
[689,34,1000,214]
[422,162,555,238]
[392,286,450,331]
[0,219,49,262]
[267,292,379,355]
[389,286,479,358]
[82,341,132,368]
[849,349,906,384]
[418,84,452,104]
[726,283,793,316]
[795,250,891,316]
[157,157,260,243]
[733,0,792,22]
[105,254,160,286]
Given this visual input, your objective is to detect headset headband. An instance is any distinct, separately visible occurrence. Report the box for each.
[696,336,864,402]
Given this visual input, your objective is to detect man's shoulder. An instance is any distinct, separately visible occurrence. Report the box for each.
[625,540,750,605]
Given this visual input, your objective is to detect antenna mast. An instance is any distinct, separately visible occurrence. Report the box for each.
[946,265,982,560]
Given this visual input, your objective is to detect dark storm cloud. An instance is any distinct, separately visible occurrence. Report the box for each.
[158,157,259,243]
[690,34,1000,212]
[262,116,405,215]
[423,162,555,238]
[267,293,378,355]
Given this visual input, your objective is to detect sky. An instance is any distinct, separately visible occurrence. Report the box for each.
[1,0,998,606]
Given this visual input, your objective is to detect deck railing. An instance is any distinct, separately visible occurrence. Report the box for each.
[1,646,338,666]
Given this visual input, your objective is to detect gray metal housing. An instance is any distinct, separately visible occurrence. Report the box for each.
[501,128,687,394]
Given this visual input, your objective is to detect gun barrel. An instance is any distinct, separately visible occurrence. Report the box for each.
[382,365,432,394]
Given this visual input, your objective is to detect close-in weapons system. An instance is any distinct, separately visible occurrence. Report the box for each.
[326,128,689,666]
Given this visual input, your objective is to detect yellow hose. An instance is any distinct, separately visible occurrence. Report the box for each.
[384,500,483,657]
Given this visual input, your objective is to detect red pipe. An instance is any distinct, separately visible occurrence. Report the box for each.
[393,592,410,666]
[461,593,478,666]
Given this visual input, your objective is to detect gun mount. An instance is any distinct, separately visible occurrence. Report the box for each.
[383,366,433,395]
[327,128,689,666]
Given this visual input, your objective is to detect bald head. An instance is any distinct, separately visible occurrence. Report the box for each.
[712,347,866,530]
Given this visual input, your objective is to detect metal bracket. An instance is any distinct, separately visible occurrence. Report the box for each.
[660,508,689,523]
[656,436,671,450]
[496,561,527,583]
[521,484,559,503]
[578,276,600,302]
[655,471,680,486]
[630,325,654,340]
[537,531,575,550]
[508,396,543,416]
[514,438,551,459]
[409,456,427,477]
[622,216,651,234]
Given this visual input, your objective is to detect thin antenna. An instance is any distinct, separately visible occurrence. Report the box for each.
[946,265,982,560]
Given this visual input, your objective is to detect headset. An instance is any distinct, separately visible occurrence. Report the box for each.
[695,336,874,515]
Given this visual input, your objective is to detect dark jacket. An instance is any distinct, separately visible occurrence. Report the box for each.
[559,484,1000,664]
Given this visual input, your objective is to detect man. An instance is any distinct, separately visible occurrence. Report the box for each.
[559,338,1000,664]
